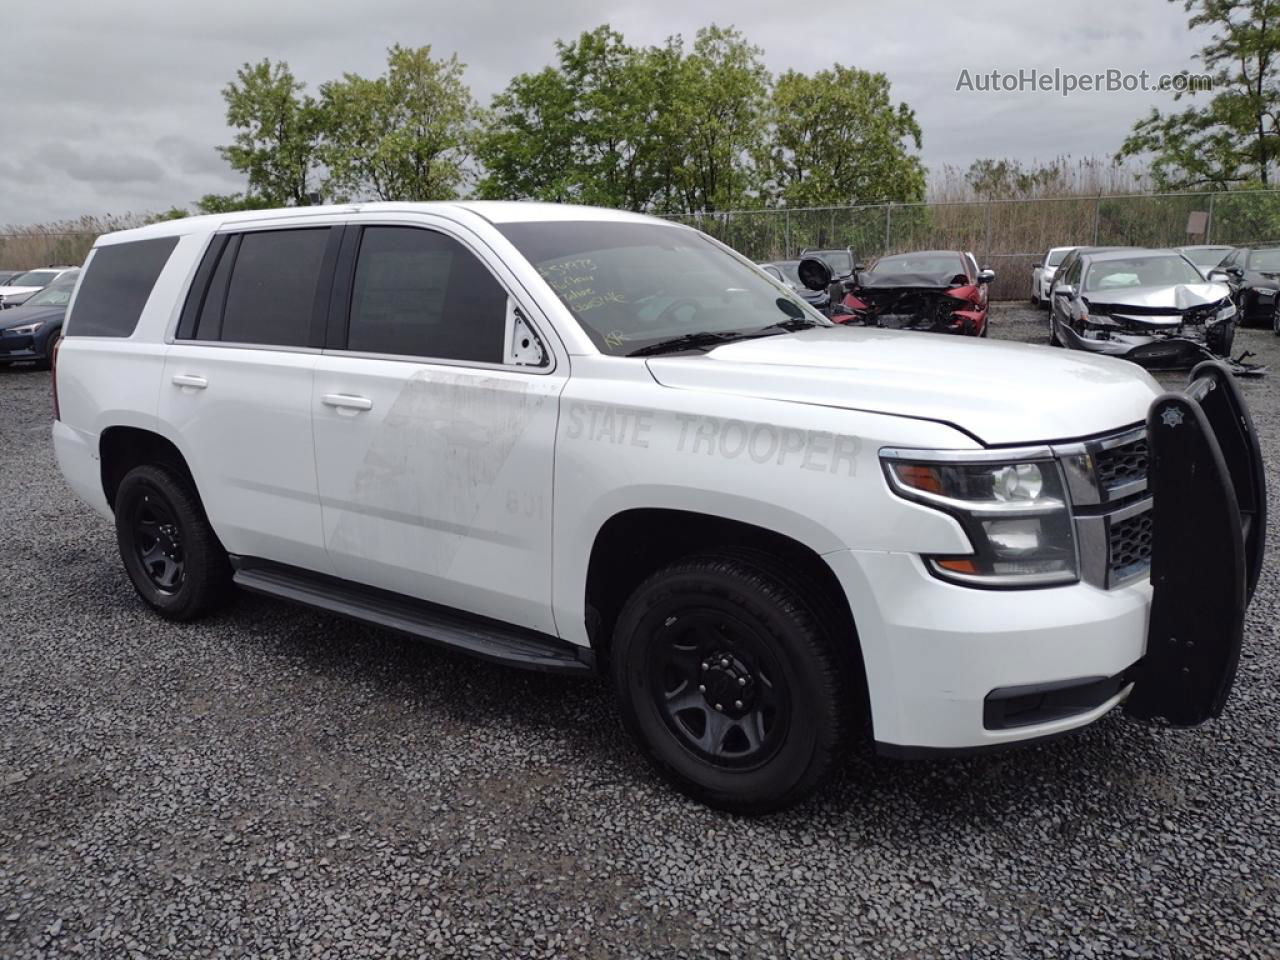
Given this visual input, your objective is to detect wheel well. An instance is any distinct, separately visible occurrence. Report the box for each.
[99,427,197,510]
[585,508,863,675]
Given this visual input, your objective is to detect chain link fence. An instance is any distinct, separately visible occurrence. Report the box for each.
[5,190,1280,301]
[665,189,1280,301]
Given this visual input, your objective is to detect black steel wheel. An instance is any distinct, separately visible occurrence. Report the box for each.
[115,464,231,620]
[612,555,852,814]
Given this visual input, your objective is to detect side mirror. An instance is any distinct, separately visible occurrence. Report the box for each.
[1207,269,1231,284]
[1054,284,1076,299]
[1227,265,1244,277]
[797,256,833,292]
[978,268,995,285]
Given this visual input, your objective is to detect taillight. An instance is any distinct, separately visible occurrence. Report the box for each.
[51,337,62,420]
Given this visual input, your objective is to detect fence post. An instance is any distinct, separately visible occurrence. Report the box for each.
[1206,193,1215,244]
[983,200,992,264]
[1092,195,1101,245]
[884,203,892,253]
[785,208,791,258]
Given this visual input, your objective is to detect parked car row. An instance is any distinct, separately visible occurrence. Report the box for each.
[1034,243,1278,331]
[0,267,80,368]
[762,248,995,338]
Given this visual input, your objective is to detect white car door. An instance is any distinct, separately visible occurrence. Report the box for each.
[311,220,565,634]
[160,225,339,574]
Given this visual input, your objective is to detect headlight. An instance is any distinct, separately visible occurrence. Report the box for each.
[1215,303,1237,322]
[881,449,1078,588]
[7,321,43,335]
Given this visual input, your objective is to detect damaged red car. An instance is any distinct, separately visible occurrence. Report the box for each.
[799,250,994,336]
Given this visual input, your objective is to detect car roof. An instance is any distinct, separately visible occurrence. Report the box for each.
[92,201,672,247]
[877,249,964,259]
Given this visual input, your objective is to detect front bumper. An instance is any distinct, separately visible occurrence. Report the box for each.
[826,549,1148,752]
[838,362,1262,753]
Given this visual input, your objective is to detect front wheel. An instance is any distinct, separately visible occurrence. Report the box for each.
[115,464,232,621]
[1049,313,1063,347]
[611,555,851,814]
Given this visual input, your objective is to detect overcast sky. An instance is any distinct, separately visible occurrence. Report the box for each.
[0,0,1209,226]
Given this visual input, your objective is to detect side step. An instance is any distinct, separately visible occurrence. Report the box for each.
[231,558,594,676]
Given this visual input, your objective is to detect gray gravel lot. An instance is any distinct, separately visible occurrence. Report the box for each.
[2,303,1278,959]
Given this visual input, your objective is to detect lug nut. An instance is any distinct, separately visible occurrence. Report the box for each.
[720,658,729,668]
[734,700,743,709]
[698,685,706,693]
[715,703,723,711]
[737,677,746,686]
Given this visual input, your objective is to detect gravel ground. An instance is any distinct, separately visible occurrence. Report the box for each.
[2,304,1277,959]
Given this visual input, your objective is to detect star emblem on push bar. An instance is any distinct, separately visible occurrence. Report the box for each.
[1161,407,1185,428]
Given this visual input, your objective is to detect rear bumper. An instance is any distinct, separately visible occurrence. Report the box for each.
[52,420,112,520]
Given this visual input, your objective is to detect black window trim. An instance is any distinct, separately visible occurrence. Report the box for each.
[323,220,557,375]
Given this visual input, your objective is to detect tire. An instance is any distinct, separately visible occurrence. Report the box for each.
[114,464,232,621]
[1048,313,1062,347]
[34,330,59,371]
[611,555,851,814]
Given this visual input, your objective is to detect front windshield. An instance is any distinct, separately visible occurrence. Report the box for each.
[25,280,76,307]
[8,270,58,287]
[499,221,828,356]
[1083,255,1204,291]
[1248,248,1280,273]
[1046,248,1070,267]
[1183,247,1231,268]
[871,253,965,277]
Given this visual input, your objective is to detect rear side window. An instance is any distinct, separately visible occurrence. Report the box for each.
[345,226,507,363]
[221,229,331,347]
[66,237,178,338]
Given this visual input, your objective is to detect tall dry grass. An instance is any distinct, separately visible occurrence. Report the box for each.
[0,214,155,270]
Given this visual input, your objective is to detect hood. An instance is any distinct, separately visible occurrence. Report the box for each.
[0,285,41,298]
[858,270,963,290]
[645,326,1160,446]
[0,302,66,329]
[1083,281,1229,312]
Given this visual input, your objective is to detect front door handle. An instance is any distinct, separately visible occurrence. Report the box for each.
[171,374,208,390]
[321,393,373,412]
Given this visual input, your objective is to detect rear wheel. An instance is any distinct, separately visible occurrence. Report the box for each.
[115,464,232,620]
[611,555,851,814]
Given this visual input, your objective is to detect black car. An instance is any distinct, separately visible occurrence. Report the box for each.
[0,272,78,369]
[1213,246,1280,330]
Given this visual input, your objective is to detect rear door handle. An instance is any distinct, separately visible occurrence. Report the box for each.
[321,393,373,412]
[171,374,208,390]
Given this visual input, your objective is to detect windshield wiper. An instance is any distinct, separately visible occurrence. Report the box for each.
[754,315,824,335]
[628,331,746,357]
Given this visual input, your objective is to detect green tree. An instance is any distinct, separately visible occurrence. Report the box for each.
[673,26,770,212]
[218,60,325,206]
[320,45,476,201]
[1118,0,1279,189]
[763,66,924,208]
[475,24,769,214]
[476,26,679,209]
[194,192,277,215]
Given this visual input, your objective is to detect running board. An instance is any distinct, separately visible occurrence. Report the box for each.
[231,558,593,676]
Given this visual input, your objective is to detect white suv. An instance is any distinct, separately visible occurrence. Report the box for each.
[52,203,1263,812]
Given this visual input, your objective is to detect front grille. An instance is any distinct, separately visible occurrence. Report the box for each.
[1094,435,1148,491]
[1108,510,1154,580]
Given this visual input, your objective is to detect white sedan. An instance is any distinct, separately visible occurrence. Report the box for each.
[1031,247,1074,307]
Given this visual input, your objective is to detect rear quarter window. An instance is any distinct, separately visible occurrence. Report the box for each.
[66,237,179,338]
